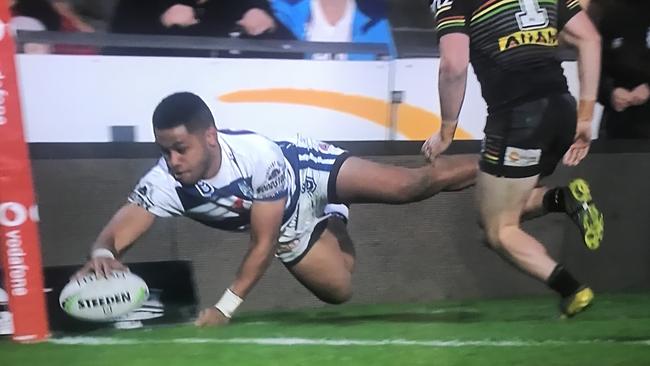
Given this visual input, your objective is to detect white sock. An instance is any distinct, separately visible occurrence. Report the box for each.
[324,203,349,221]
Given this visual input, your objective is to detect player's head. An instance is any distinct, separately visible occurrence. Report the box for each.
[152,92,219,185]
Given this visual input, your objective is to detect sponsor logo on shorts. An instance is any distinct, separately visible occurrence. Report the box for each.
[498,27,558,51]
[503,147,541,167]
[302,176,317,193]
[318,142,332,152]
[276,240,299,255]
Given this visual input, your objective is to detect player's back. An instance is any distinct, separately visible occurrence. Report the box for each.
[434,0,581,112]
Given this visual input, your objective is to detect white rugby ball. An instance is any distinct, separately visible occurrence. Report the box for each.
[59,271,149,321]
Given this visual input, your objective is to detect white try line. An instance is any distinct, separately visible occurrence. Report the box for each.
[49,336,650,347]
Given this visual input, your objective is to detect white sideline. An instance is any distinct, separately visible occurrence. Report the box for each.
[50,336,650,347]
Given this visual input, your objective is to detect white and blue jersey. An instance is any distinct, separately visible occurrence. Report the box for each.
[128,130,349,263]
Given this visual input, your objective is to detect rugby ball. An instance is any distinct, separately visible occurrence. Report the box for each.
[59,271,149,321]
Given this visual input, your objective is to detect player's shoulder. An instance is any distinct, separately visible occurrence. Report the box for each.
[219,129,273,145]
[431,0,484,17]
[219,129,282,156]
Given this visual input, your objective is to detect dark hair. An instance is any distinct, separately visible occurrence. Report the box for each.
[152,92,216,132]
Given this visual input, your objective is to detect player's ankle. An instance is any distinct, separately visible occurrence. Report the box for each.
[547,264,581,298]
[325,203,349,224]
[542,187,566,213]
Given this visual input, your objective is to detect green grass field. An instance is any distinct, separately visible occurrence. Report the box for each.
[2,293,649,366]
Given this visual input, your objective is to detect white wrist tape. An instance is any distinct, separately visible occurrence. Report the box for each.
[214,289,243,319]
[91,248,115,259]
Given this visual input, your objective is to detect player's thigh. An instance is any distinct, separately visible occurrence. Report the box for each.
[333,156,429,204]
[286,225,353,304]
[477,171,539,238]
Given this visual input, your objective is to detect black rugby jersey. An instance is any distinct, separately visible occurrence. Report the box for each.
[433,0,582,111]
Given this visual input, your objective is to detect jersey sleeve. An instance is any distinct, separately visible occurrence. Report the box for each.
[128,161,183,217]
[251,139,289,202]
[433,0,471,39]
[558,0,582,31]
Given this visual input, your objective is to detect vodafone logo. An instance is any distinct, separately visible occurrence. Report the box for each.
[1,202,39,297]
[0,202,40,227]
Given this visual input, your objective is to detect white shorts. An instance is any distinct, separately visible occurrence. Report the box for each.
[275,136,350,265]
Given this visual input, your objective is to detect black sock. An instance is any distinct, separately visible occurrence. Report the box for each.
[543,187,565,213]
[547,264,581,298]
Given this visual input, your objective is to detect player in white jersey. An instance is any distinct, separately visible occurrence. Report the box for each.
[75,92,478,326]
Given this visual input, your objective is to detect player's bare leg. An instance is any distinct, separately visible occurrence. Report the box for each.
[477,172,593,317]
[287,154,477,304]
[286,217,355,304]
[334,154,478,205]
[521,186,550,220]
[478,173,557,280]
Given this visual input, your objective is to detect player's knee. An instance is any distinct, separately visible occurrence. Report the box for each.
[482,222,507,251]
[486,224,521,252]
[317,284,352,305]
[436,155,479,190]
[484,227,503,250]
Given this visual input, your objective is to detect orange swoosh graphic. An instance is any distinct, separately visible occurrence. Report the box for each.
[219,89,472,140]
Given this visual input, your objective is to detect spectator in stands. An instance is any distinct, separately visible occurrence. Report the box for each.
[589,0,650,138]
[270,0,395,60]
[10,15,52,53]
[108,0,296,57]
[60,0,118,32]
[51,0,95,33]
[11,0,61,31]
[10,0,97,54]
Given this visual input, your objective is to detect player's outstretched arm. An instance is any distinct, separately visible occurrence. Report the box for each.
[195,197,286,327]
[562,11,601,112]
[422,33,470,161]
[561,11,601,166]
[75,203,155,278]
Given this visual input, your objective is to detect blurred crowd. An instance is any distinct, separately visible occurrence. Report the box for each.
[8,0,396,59]
[7,0,648,138]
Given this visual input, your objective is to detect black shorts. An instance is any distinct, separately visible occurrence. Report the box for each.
[480,93,577,178]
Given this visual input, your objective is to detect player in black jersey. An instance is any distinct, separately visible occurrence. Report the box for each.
[425,0,604,317]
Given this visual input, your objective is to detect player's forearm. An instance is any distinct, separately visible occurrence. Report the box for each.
[575,32,601,117]
[438,63,467,138]
[89,204,155,258]
[90,230,119,257]
[229,239,276,299]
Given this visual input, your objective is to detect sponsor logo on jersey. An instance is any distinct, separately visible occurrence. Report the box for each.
[256,162,286,198]
[498,27,558,51]
[195,180,215,198]
[129,185,155,210]
[237,181,254,198]
[432,0,454,12]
